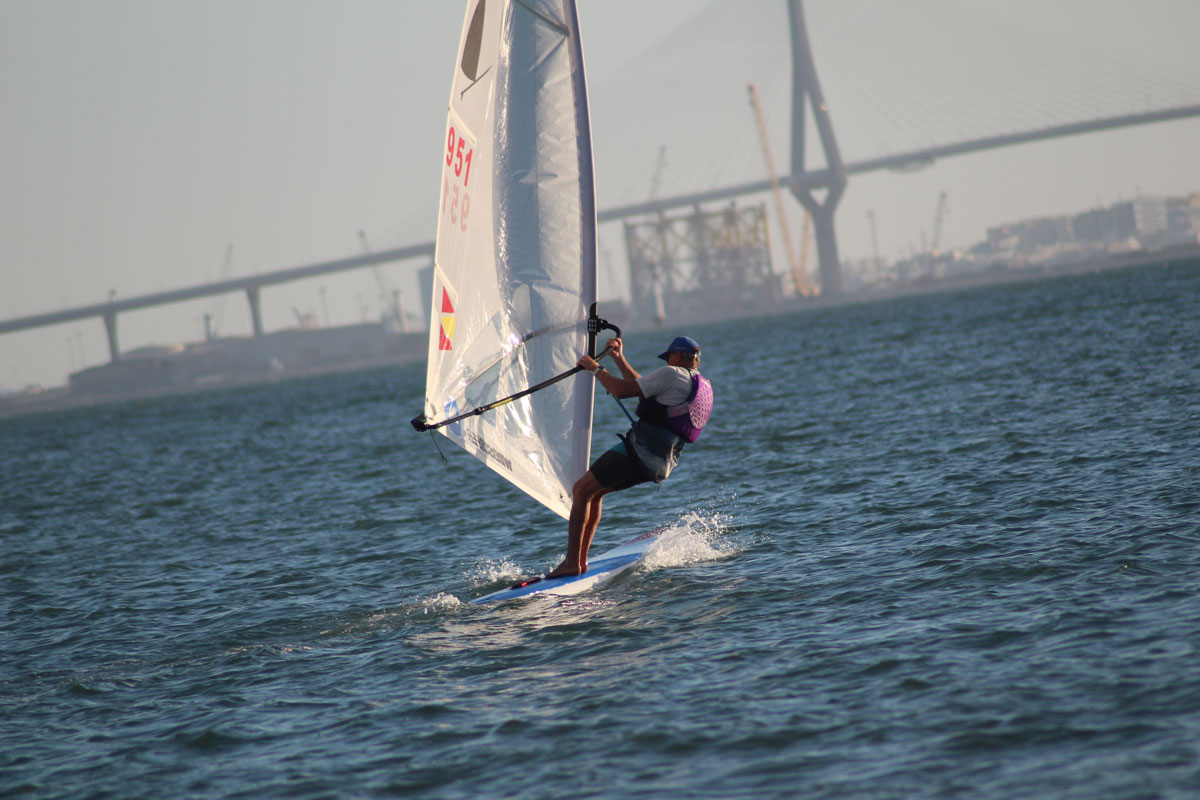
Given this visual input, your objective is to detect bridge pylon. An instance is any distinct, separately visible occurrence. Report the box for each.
[787,0,846,295]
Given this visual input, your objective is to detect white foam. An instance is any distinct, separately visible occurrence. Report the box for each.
[420,592,464,613]
[462,557,523,587]
[641,508,742,570]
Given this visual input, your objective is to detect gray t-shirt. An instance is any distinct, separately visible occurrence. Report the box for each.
[626,365,696,483]
[636,365,695,406]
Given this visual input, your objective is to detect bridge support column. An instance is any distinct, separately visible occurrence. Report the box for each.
[806,203,842,296]
[246,286,264,336]
[103,311,120,361]
[787,0,847,295]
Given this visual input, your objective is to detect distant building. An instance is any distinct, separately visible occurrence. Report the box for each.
[1132,194,1198,248]
[1134,196,1168,236]
[1168,195,1197,235]
[893,191,1199,282]
[1072,201,1137,244]
[986,216,1072,254]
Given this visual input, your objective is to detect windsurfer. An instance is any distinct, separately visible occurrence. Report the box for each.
[546,335,713,578]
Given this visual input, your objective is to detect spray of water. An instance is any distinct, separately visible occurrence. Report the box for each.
[462,557,524,588]
[420,592,464,613]
[640,506,743,571]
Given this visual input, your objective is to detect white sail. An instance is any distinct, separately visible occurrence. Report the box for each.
[421,0,598,519]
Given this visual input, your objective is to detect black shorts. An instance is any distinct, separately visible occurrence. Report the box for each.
[590,442,651,491]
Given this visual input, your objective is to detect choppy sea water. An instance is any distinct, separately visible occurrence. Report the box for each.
[3,262,1199,799]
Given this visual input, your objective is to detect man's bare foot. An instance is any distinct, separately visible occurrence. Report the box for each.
[545,560,587,579]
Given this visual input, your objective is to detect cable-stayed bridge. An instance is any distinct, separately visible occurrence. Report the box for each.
[3,0,1199,364]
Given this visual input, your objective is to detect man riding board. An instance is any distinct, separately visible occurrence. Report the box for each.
[545,335,713,579]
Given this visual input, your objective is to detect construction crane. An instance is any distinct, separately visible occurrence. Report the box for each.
[748,83,810,297]
[649,146,668,326]
[648,144,668,202]
[930,191,948,253]
[291,307,317,329]
[204,244,235,340]
[866,210,881,273]
[359,231,407,333]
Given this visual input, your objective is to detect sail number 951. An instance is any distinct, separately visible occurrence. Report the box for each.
[442,126,474,233]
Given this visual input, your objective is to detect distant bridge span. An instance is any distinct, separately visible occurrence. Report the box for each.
[2,103,1199,362]
[0,242,436,361]
[599,104,1200,220]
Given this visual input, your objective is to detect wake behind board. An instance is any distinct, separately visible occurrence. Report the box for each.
[471,529,660,605]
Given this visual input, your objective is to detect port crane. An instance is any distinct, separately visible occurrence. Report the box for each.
[930,191,948,253]
[359,231,407,332]
[748,83,811,296]
[203,243,234,341]
[648,146,668,325]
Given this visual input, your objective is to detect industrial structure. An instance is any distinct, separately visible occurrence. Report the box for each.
[623,203,779,326]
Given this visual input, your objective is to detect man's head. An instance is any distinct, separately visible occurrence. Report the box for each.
[657,335,701,368]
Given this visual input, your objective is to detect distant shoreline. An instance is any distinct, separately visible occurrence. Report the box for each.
[3,247,1197,421]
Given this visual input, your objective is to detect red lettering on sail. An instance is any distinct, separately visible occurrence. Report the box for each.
[441,121,476,235]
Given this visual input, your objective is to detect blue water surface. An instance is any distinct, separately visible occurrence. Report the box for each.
[3,263,1199,798]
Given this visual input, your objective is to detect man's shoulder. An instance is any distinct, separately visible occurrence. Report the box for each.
[637,365,694,399]
[641,365,689,384]
[648,365,689,380]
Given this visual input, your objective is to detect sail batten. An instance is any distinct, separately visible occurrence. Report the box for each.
[422,0,597,520]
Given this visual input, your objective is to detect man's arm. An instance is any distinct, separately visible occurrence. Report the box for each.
[594,368,641,399]
[606,337,640,381]
[578,340,642,400]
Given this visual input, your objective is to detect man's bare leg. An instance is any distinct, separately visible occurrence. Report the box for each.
[547,471,606,577]
[577,494,605,572]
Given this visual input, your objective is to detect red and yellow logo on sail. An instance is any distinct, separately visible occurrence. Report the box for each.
[438,288,456,350]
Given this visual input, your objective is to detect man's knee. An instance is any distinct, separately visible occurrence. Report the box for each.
[573,471,605,503]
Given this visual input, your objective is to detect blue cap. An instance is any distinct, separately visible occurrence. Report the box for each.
[657,335,701,361]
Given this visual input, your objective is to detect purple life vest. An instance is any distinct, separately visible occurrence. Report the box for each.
[636,372,713,443]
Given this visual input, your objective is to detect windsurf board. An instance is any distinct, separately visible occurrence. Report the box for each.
[470,529,661,604]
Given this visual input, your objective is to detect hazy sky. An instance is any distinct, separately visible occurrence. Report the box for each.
[3,0,1199,390]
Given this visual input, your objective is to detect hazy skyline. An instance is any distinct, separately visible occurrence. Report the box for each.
[3,0,1199,390]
